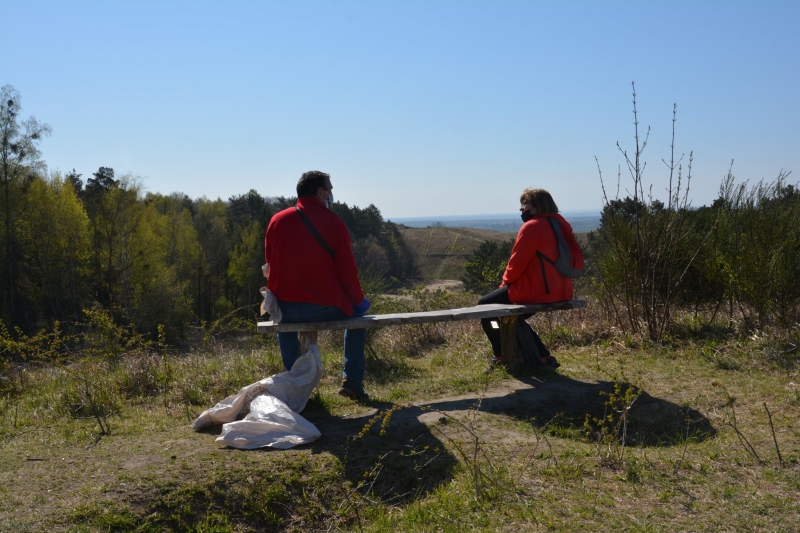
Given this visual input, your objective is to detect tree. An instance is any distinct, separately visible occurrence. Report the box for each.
[65,169,83,196]
[228,220,264,316]
[85,173,145,316]
[333,202,419,282]
[193,198,231,322]
[20,172,91,325]
[461,238,515,294]
[84,167,118,215]
[0,85,51,329]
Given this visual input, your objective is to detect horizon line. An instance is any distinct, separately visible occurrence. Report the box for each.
[387,209,602,222]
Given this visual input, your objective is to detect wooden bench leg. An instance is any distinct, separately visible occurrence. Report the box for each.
[298,331,318,356]
[500,316,522,369]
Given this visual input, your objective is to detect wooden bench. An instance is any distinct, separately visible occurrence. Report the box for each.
[257,299,587,368]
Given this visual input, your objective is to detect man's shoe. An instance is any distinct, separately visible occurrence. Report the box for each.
[483,357,502,374]
[338,380,369,401]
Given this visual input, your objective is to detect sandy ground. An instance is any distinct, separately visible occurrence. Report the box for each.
[421,279,464,292]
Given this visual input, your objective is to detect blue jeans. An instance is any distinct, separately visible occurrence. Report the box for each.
[277,301,366,383]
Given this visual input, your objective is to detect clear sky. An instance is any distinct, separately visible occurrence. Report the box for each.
[3,1,798,218]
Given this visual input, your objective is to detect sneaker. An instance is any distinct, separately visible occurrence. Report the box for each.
[338,380,369,401]
[483,357,502,374]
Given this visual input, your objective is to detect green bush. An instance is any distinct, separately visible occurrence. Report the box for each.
[711,170,800,331]
[460,238,514,295]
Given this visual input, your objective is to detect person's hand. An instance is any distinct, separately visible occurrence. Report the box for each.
[354,297,371,316]
[261,263,270,280]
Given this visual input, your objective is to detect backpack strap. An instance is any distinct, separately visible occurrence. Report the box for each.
[295,206,335,260]
[547,218,583,279]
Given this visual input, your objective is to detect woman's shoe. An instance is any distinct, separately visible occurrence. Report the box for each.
[542,356,561,369]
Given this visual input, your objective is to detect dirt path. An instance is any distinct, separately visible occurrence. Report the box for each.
[422,279,464,292]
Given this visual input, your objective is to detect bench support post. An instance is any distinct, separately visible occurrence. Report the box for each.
[298,331,318,356]
[500,316,522,369]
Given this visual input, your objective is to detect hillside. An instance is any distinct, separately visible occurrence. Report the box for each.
[399,226,589,280]
[399,226,514,280]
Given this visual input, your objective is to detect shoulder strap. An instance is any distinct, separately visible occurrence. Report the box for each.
[295,206,335,260]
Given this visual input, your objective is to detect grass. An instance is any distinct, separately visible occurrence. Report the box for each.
[1,294,799,532]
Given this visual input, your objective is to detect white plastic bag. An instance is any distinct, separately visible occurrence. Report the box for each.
[259,287,282,322]
[192,345,322,449]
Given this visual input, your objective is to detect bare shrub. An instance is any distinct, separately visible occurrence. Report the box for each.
[590,82,710,341]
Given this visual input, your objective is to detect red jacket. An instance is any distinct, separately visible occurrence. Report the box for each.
[264,197,364,317]
[502,213,575,304]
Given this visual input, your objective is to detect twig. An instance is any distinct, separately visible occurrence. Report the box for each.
[726,409,763,464]
[539,414,561,468]
[763,403,783,466]
[674,414,691,475]
[680,415,690,467]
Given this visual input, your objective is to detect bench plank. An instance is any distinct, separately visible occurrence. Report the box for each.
[256,299,586,333]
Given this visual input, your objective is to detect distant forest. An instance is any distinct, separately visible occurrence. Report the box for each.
[1,165,417,342]
[0,85,416,342]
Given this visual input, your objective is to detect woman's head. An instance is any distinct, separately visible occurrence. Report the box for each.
[520,188,559,215]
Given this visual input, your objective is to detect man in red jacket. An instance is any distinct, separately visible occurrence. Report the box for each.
[264,171,371,400]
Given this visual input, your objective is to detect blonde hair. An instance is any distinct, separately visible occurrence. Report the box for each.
[520,188,558,214]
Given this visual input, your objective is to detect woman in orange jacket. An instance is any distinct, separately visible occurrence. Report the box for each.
[479,188,581,370]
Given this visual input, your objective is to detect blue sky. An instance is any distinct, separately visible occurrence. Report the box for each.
[3,1,798,218]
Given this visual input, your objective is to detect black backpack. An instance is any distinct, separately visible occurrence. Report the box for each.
[516,318,551,366]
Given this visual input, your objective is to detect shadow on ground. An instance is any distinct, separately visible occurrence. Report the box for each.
[295,369,715,504]
[495,370,715,446]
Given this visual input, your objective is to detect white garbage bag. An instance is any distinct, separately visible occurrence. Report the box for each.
[192,345,322,449]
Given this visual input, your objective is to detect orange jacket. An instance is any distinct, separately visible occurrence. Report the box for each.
[502,213,575,304]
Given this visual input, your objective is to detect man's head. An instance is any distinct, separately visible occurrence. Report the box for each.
[296,170,331,198]
[519,188,559,215]
[297,170,334,207]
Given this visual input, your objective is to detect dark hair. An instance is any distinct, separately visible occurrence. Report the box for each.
[520,188,559,214]
[296,171,330,197]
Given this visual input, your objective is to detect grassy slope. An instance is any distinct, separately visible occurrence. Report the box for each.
[399,226,514,280]
[399,226,589,281]
[1,296,799,532]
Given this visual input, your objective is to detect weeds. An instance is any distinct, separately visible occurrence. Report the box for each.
[583,368,642,467]
[334,403,445,531]
[0,321,66,362]
[58,363,125,437]
[430,398,502,502]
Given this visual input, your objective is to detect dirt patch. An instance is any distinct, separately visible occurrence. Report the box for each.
[422,279,464,292]
[382,279,465,301]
